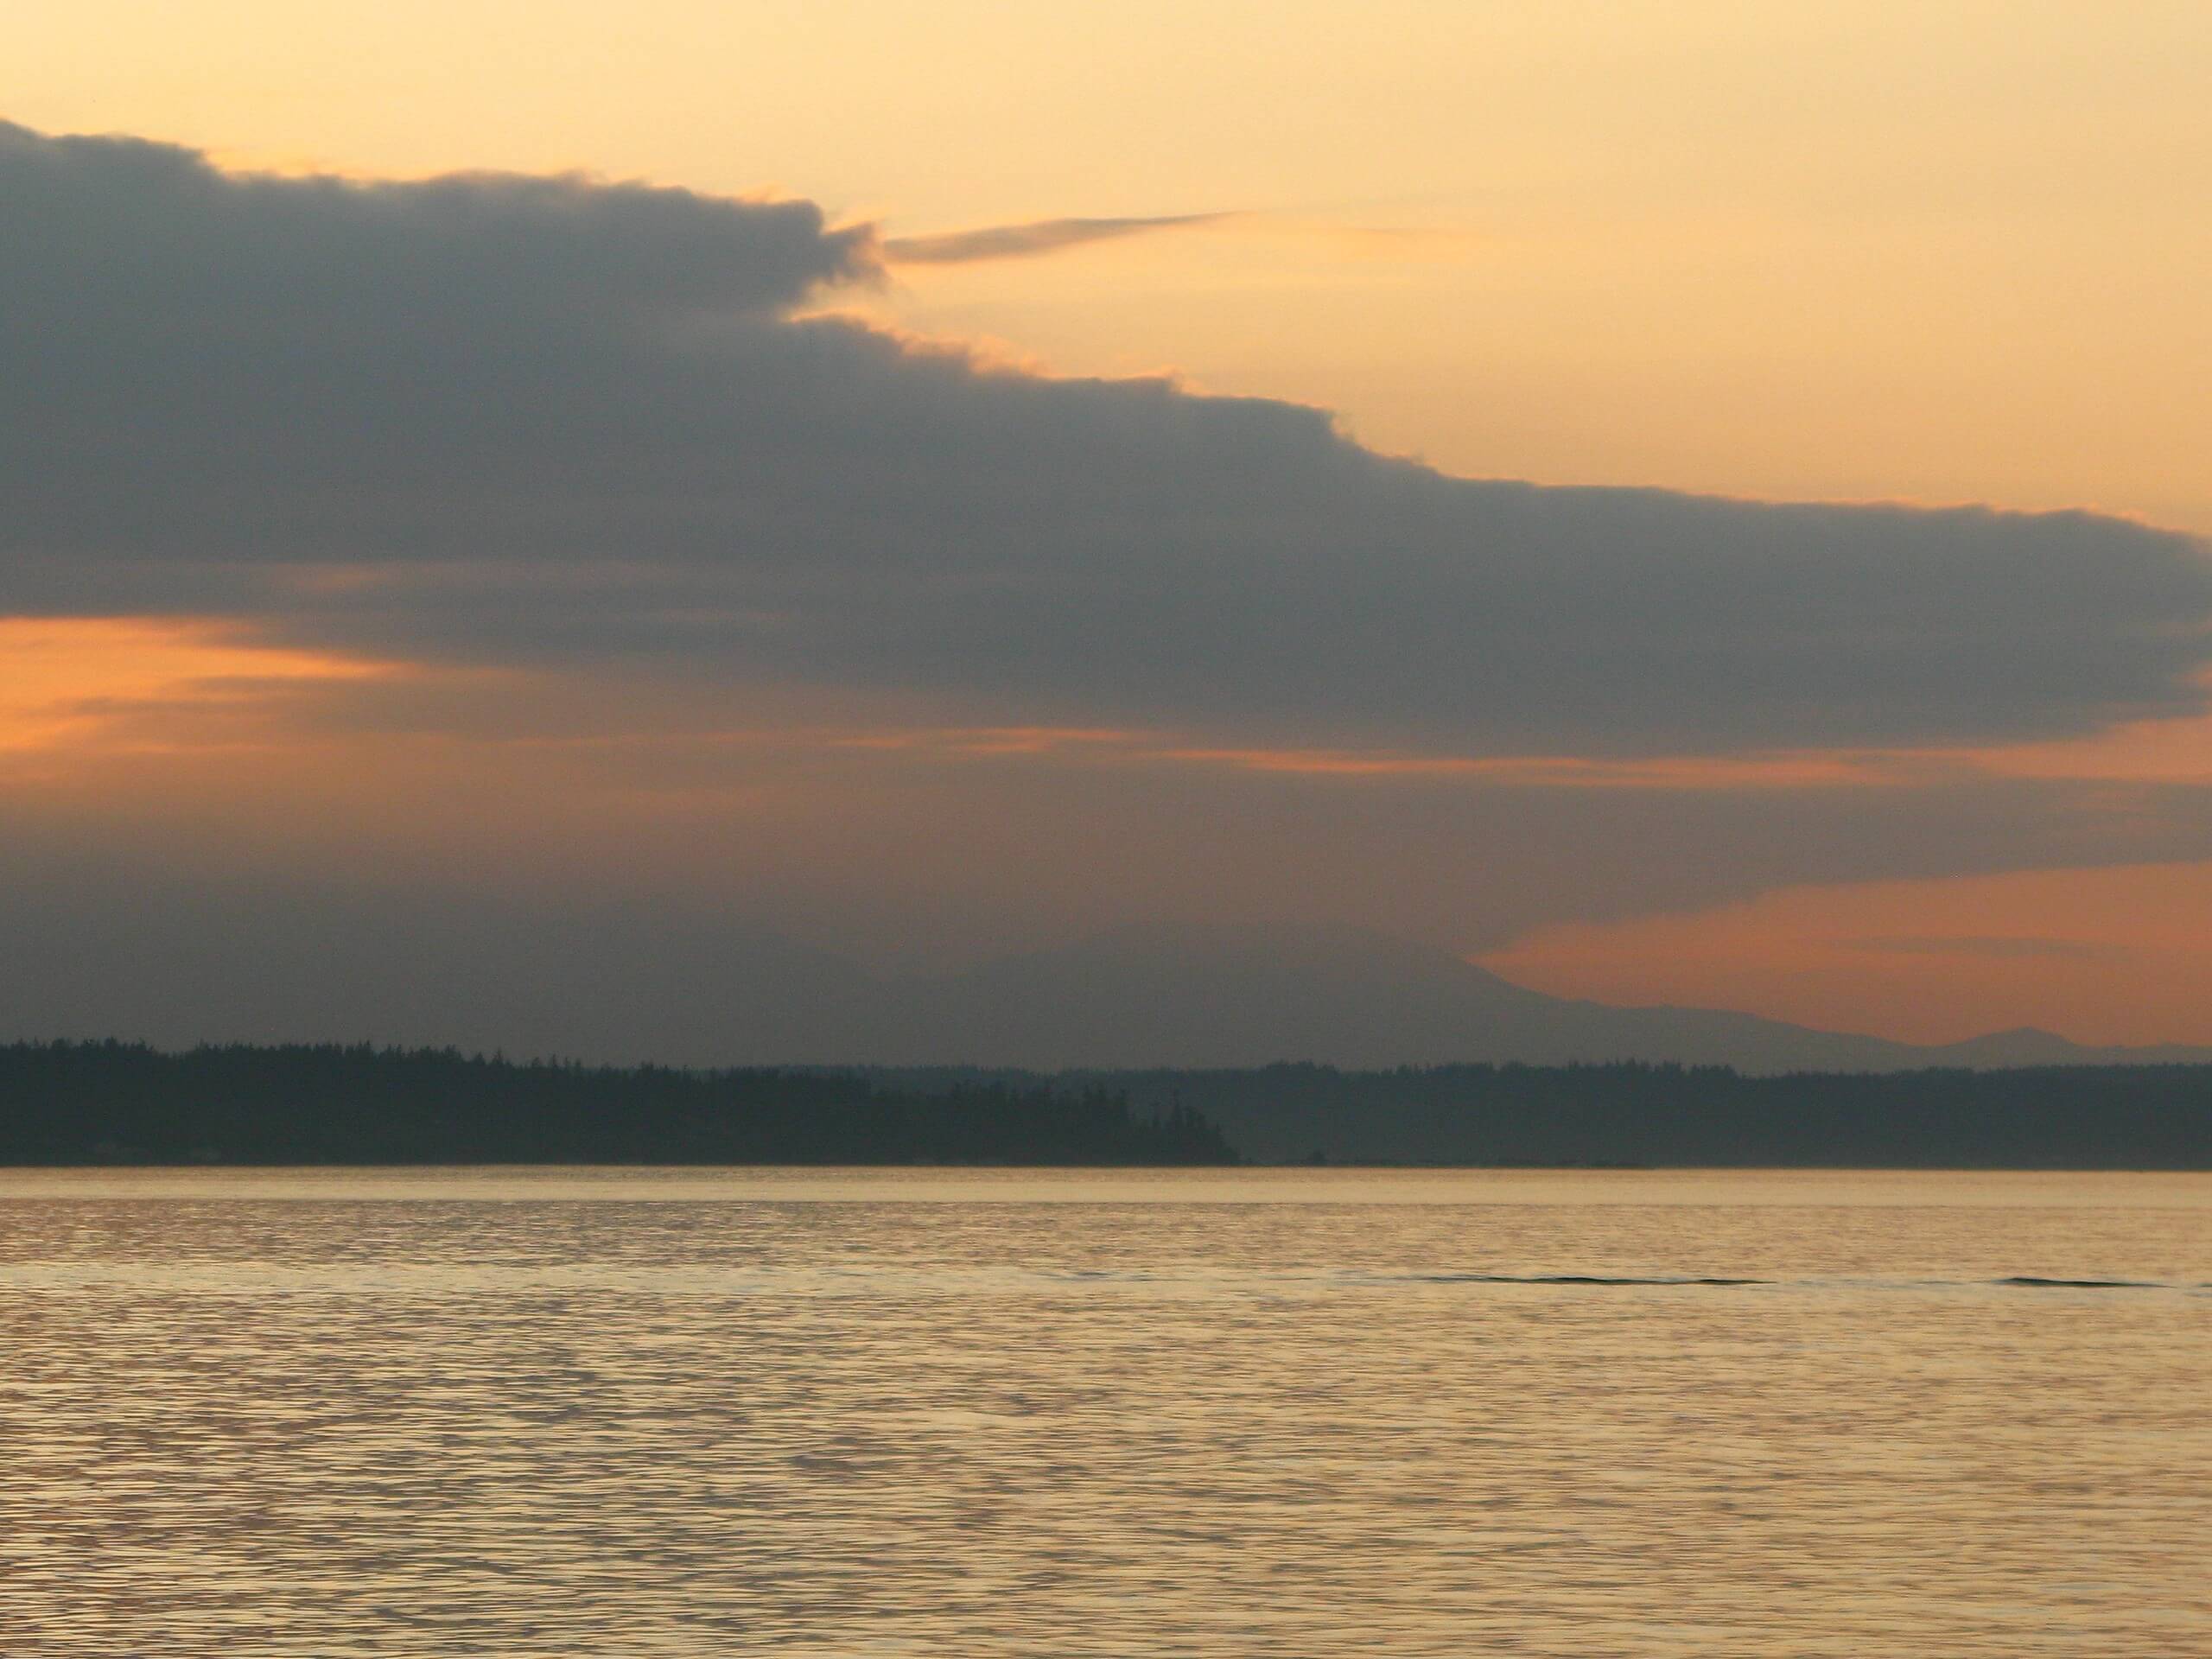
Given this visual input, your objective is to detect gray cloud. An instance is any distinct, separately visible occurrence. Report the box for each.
[880,212,1235,264]
[5,121,2210,755]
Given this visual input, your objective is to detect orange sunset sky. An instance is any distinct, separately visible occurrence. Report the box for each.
[5,2,2212,1049]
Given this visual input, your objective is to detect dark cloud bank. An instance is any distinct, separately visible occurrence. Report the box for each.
[7,118,2210,757]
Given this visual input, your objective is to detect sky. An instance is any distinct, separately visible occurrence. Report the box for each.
[5,2,2212,1051]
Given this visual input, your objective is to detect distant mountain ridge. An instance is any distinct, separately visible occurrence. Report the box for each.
[860,922,2212,1075]
[15,912,2206,1073]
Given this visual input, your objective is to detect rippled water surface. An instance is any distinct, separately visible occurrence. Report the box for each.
[3,1166,2207,1656]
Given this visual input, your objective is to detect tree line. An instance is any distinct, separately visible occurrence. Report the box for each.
[9,1045,2209,1167]
[0,1042,1236,1166]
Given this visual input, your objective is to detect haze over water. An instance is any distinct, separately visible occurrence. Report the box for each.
[4,1166,2207,1656]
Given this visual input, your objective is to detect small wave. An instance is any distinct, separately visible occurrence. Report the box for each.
[1402,1273,1767,1287]
[1382,1272,2189,1292]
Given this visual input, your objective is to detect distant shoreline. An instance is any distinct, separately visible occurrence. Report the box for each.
[5,1042,2211,1169]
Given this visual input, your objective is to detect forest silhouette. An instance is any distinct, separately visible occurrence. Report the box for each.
[0,1042,1235,1166]
[5,1044,2209,1167]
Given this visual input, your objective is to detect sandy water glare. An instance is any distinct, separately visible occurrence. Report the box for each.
[2,1168,2207,1656]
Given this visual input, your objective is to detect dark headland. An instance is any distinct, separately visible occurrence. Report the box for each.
[0,1043,1234,1167]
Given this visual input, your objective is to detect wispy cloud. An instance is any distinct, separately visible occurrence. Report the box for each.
[0,618,388,756]
[879,212,1236,264]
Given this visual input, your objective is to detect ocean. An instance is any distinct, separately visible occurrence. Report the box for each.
[3,1166,2205,1656]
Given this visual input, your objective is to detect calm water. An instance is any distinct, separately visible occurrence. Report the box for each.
[3,1167,2206,1656]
